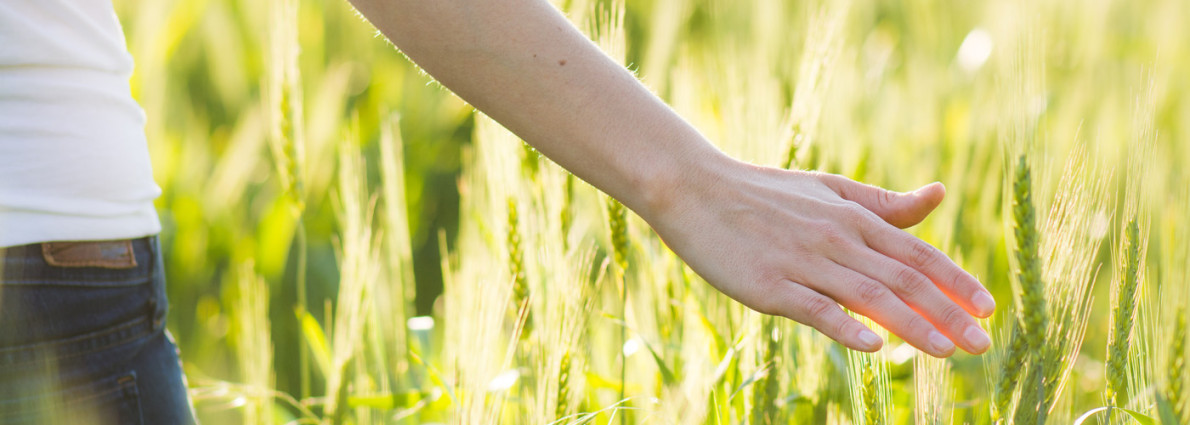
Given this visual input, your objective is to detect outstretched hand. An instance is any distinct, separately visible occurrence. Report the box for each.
[642,157,995,357]
[344,0,993,357]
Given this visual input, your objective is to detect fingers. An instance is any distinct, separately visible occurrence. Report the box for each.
[803,174,993,355]
[864,224,996,319]
[815,173,945,229]
[760,280,884,352]
[839,248,992,354]
[803,261,958,357]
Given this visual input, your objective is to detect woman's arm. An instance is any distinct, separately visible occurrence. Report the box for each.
[347,0,994,357]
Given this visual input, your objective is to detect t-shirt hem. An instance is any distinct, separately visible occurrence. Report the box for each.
[0,207,161,248]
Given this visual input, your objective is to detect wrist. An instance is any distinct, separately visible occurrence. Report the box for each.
[631,141,743,226]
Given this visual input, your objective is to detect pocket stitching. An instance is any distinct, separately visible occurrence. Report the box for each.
[0,371,141,424]
[0,315,153,367]
[0,276,153,287]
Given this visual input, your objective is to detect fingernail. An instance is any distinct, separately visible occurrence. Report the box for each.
[964,325,992,353]
[858,329,883,350]
[971,291,996,317]
[928,330,954,355]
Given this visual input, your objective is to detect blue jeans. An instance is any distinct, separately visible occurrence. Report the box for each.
[0,237,197,424]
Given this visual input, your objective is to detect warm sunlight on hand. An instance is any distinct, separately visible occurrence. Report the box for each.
[643,159,996,358]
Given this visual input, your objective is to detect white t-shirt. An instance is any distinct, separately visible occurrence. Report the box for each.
[0,0,161,248]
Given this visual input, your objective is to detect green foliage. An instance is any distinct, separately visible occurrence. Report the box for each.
[107,0,1190,423]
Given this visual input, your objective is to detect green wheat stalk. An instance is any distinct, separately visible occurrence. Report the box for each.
[1001,150,1105,424]
[1008,154,1050,423]
[554,349,572,421]
[1012,361,1046,425]
[233,262,274,425]
[783,124,806,170]
[1169,308,1187,423]
[862,357,882,425]
[992,321,1027,423]
[508,196,532,339]
[1107,219,1143,410]
[266,0,309,400]
[521,142,541,182]
[1039,277,1095,420]
[607,198,629,272]
[561,173,575,251]
[1013,155,1046,352]
[605,195,630,419]
[847,317,889,425]
[782,3,844,172]
[914,354,953,425]
[751,317,781,425]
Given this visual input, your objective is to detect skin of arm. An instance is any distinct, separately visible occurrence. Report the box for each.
[346,0,995,357]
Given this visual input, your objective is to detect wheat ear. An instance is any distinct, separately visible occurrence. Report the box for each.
[1107,219,1142,409]
[992,321,1027,423]
[1167,308,1188,423]
[508,197,531,338]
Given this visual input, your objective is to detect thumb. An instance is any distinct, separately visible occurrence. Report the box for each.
[817,174,945,228]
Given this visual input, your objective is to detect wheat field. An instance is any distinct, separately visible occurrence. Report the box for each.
[111,0,1190,423]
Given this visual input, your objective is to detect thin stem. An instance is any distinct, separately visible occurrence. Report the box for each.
[297,220,310,401]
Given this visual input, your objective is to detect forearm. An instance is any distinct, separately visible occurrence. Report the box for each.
[347,0,995,357]
[347,0,730,219]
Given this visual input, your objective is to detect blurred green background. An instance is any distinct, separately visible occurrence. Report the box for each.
[110,0,1190,422]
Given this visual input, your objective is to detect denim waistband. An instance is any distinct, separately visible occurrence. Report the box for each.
[0,237,157,287]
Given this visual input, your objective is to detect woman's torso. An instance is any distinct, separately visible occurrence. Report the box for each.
[0,0,161,247]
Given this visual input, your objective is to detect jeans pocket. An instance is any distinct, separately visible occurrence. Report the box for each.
[0,371,143,425]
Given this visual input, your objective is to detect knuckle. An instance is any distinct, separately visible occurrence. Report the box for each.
[950,270,973,292]
[854,277,887,305]
[877,188,897,210]
[802,295,837,321]
[817,224,850,249]
[808,220,832,237]
[832,317,853,340]
[909,240,939,269]
[903,314,933,335]
[938,305,969,330]
[843,203,876,227]
[893,267,930,297]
